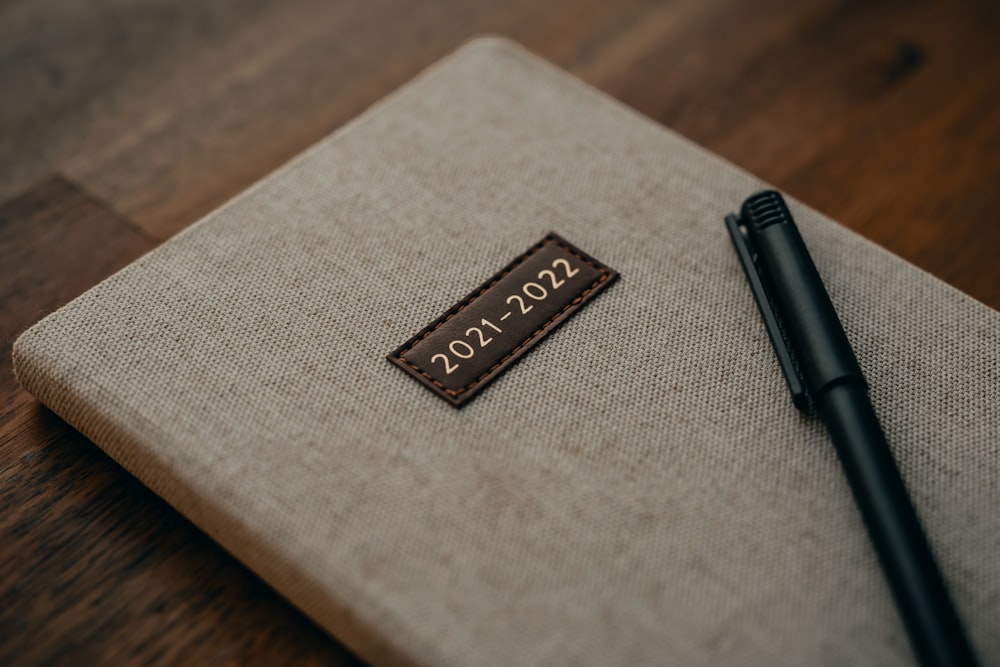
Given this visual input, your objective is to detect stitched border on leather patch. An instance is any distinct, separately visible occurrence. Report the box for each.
[388,232,619,407]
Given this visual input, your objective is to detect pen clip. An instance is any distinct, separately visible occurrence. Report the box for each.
[725,213,811,413]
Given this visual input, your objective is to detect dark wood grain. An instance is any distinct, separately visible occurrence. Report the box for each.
[0,175,154,425]
[1,1,998,664]
[0,407,363,667]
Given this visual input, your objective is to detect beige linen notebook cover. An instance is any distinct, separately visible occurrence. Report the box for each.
[13,38,1000,666]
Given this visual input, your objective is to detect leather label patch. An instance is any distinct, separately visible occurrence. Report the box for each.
[388,232,619,406]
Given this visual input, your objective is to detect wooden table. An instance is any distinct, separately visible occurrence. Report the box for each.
[2,1,997,664]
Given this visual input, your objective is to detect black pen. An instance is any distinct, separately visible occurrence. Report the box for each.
[725,191,979,667]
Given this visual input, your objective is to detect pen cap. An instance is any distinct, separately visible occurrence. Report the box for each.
[741,191,866,395]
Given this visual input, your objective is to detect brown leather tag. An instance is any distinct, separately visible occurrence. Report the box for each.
[388,232,619,406]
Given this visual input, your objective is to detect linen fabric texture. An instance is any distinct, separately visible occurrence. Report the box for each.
[13,38,1000,667]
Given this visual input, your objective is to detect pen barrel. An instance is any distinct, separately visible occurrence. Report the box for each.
[749,220,864,396]
[738,191,979,665]
[817,384,979,667]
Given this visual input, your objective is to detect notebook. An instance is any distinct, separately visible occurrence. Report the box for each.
[13,37,999,666]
